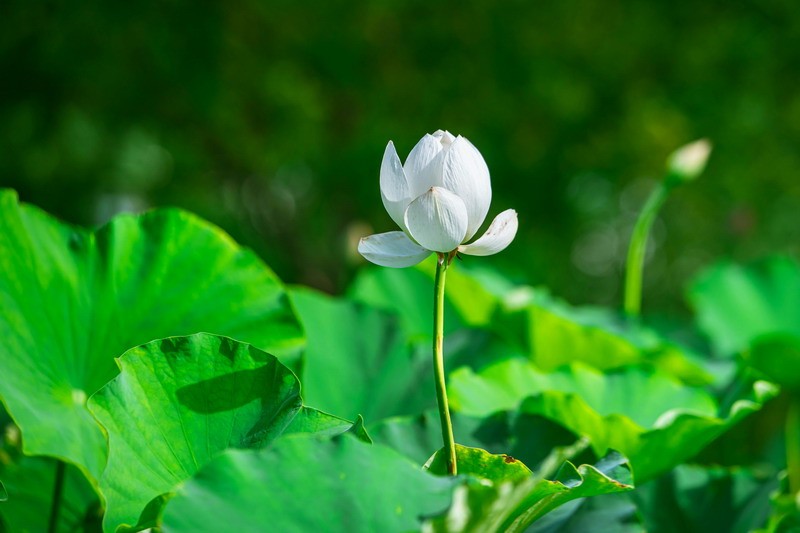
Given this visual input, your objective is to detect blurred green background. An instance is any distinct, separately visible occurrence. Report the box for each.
[2,0,799,313]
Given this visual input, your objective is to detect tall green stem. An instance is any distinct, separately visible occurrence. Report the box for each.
[787,395,800,496]
[433,253,457,475]
[48,459,66,533]
[624,182,671,317]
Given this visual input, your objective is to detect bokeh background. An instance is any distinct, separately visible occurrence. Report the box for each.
[2,0,799,314]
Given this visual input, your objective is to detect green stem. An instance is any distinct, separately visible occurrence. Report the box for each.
[433,253,457,475]
[48,459,66,533]
[787,395,800,496]
[624,182,672,317]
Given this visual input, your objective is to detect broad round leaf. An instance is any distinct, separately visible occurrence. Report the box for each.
[0,455,100,532]
[348,262,467,339]
[87,333,357,532]
[496,287,709,381]
[688,256,800,356]
[161,434,458,532]
[290,287,434,421]
[0,189,303,482]
[449,359,777,482]
[748,333,800,391]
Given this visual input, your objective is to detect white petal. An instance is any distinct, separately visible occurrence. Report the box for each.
[404,187,468,253]
[432,129,456,146]
[442,136,492,240]
[358,231,431,268]
[379,141,412,231]
[404,134,444,197]
[458,209,518,256]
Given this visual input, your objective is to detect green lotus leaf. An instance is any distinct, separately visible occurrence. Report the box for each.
[289,287,434,421]
[449,359,778,481]
[87,333,363,533]
[688,256,800,356]
[425,444,533,483]
[424,450,633,532]
[0,481,5,502]
[0,189,304,483]
[748,333,800,391]
[348,261,467,339]
[495,287,710,382]
[0,455,100,532]
[528,493,642,533]
[633,465,777,533]
[160,434,459,533]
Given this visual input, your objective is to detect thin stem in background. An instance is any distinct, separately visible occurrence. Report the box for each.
[624,182,672,317]
[787,394,800,496]
[433,252,457,475]
[48,459,66,533]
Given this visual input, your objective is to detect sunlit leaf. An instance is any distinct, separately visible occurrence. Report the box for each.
[348,262,466,339]
[748,333,800,391]
[688,257,800,356]
[290,287,433,421]
[0,189,304,483]
[161,434,458,532]
[425,444,533,483]
[449,359,778,481]
[87,333,361,533]
[494,287,708,383]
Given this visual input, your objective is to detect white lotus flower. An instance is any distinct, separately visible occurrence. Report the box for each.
[358,130,518,267]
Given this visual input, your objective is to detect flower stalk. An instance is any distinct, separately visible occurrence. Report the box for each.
[433,252,457,475]
[624,139,711,318]
[623,182,670,318]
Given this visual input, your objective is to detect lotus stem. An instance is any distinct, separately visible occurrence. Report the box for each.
[47,459,66,533]
[433,252,457,475]
[624,182,671,317]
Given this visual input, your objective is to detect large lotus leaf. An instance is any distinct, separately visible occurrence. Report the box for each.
[449,359,718,425]
[449,359,778,482]
[0,189,304,482]
[87,333,361,533]
[688,256,800,356]
[289,287,434,421]
[496,287,638,370]
[0,455,100,532]
[160,434,459,532]
[424,450,633,532]
[502,288,712,384]
[748,333,800,391]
